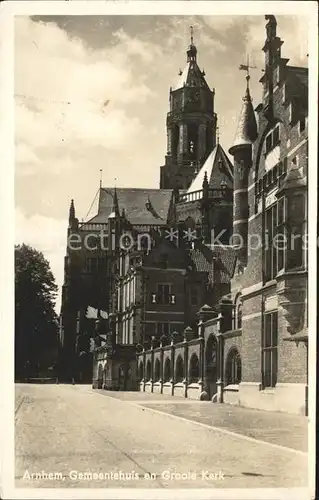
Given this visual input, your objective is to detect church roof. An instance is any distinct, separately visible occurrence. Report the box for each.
[172,61,209,91]
[87,188,173,226]
[229,79,258,155]
[186,143,233,194]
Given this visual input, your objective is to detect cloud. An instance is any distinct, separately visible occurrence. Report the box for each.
[244,16,309,67]
[14,16,155,172]
[15,207,67,312]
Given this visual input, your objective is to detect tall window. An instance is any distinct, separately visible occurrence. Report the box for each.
[157,284,171,304]
[237,303,242,329]
[225,349,242,385]
[265,125,280,154]
[175,356,184,382]
[146,360,152,381]
[262,311,278,388]
[282,83,286,104]
[86,257,97,273]
[286,194,305,270]
[189,353,200,383]
[164,358,171,382]
[154,359,160,382]
[157,323,170,336]
[264,198,285,281]
[190,286,199,306]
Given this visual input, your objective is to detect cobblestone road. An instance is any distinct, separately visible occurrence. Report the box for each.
[15,384,309,490]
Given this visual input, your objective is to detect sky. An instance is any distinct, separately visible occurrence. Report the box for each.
[14,13,309,312]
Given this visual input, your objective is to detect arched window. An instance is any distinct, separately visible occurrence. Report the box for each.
[138,361,144,381]
[189,353,199,383]
[175,356,184,382]
[234,295,242,330]
[146,360,152,381]
[225,349,242,385]
[163,358,171,382]
[154,359,160,382]
[172,124,180,158]
[237,303,242,329]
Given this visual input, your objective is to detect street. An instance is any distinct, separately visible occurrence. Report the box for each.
[15,384,308,489]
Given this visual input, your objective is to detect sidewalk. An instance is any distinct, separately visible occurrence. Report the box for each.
[96,390,308,453]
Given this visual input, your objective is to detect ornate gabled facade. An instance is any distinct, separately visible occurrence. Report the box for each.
[217,15,308,415]
[136,16,308,414]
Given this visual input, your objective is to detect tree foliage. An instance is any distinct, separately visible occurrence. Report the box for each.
[15,244,59,379]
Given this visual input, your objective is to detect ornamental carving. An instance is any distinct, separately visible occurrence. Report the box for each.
[276,280,306,334]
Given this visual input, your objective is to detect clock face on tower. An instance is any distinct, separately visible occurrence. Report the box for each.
[187,91,200,104]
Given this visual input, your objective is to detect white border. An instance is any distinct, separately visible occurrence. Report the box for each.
[0,2,317,500]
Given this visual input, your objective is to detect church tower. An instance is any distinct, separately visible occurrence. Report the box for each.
[160,27,218,190]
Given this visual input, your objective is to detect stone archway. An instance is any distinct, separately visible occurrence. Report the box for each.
[205,335,218,399]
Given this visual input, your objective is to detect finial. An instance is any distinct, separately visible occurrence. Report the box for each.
[114,177,117,187]
[69,198,75,225]
[239,54,256,94]
[216,126,220,145]
[190,25,194,45]
[203,170,208,185]
[99,169,103,188]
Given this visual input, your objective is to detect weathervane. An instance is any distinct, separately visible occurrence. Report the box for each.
[239,55,257,87]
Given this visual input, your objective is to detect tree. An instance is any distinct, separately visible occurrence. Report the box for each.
[15,244,59,380]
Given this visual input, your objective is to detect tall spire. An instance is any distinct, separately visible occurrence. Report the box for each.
[187,25,197,62]
[229,67,257,155]
[68,199,75,225]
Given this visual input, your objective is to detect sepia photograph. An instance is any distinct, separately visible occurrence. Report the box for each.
[0,1,317,499]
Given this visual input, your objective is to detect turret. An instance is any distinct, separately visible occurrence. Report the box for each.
[108,187,121,253]
[201,171,210,244]
[229,74,257,268]
[68,199,78,230]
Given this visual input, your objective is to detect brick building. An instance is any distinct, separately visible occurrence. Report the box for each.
[215,15,307,414]
[59,32,234,385]
[136,15,308,415]
[60,16,308,414]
